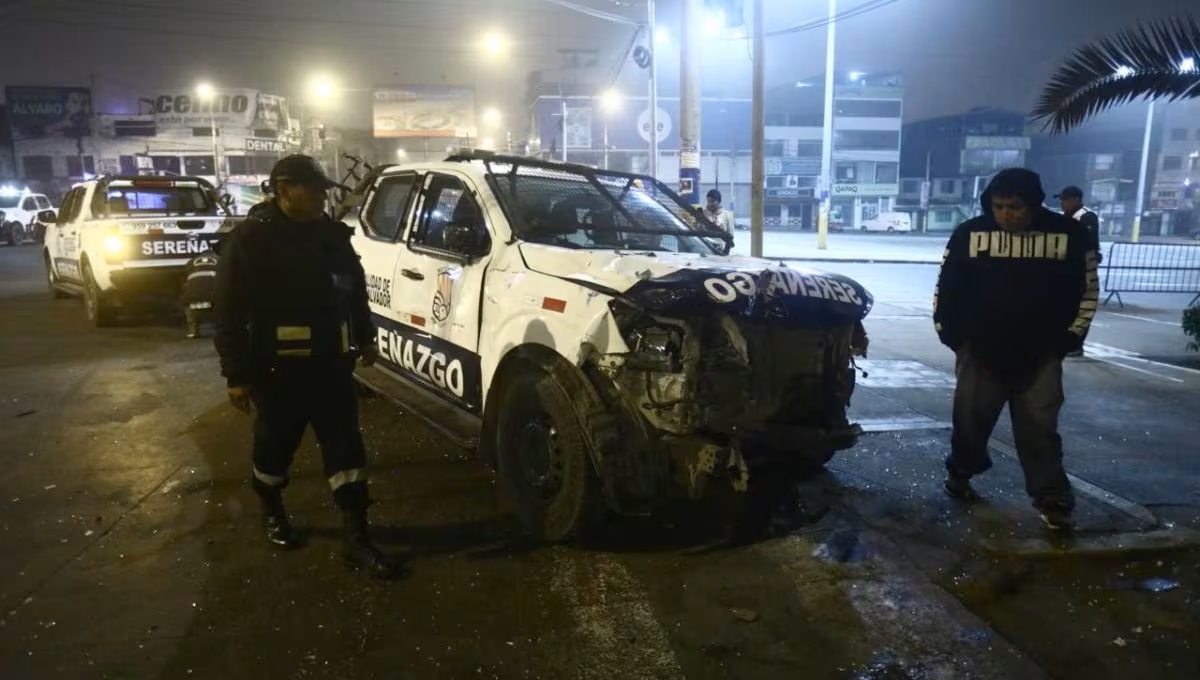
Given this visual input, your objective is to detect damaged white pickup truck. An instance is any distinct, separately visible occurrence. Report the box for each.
[340,150,872,541]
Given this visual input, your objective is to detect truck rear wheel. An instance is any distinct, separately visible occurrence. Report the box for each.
[82,262,116,327]
[494,363,605,543]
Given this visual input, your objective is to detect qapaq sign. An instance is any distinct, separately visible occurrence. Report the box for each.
[5,86,92,140]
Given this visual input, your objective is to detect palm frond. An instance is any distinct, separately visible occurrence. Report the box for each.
[1032,14,1200,133]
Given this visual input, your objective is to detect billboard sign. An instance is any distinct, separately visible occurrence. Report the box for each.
[139,89,290,133]
[832,183,899,197]
[5,86,93,140]
[373,86,476,138]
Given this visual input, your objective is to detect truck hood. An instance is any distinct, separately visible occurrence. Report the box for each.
[519,243,873,326]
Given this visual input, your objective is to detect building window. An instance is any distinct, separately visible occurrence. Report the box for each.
[152,156,182,175]
[22,156,53,180]
[1162,156,1183,171]
[901,179,920,194]
[1093,154,1115,171]
[766,176,784,188]
[834,99,902,118]
[935,209,954,222]
[183,156,216,176]
[65,155,96,177]
[119,155,138,175]
[835,162,857,181]
[1195,129,1200,140]
[938,179,957,194]
[1156,190,1177,199]
[765,114,787,126]
[765,139,787,156]
[787,113,822,126]
[794,141,821,158]
[1170,128,1188,141]
[764,204,782,218]
[874,162,899,183]
[832,129,900,151]
[1190,155,1200,171]
[960,149,1024,175]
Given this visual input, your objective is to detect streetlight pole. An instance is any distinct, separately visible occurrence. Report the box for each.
[210,107,220,185]
[647,0,659,180]
[679,0,702,206]
[817,0,837,250]
[750,0,765,257]
[1132,100,1154,243]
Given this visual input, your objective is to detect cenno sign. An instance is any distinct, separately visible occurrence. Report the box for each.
[153,93,250,114]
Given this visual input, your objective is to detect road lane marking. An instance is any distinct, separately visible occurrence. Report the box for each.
[1089,342,1200,381]
[550,551,684,680]
[1107,312,1180,327]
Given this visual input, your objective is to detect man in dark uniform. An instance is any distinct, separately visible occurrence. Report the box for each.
[1056,185,1102,357]
[214,155,400,579]
[933,168,1099,531]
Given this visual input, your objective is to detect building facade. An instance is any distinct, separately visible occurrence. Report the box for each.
[1148,97,1200,236]
[528,74,904,230]
[898,108,1031,231]
[3,86,303,207]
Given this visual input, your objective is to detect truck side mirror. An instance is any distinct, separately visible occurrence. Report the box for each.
[37,209,58,224]
[444,220,490,258]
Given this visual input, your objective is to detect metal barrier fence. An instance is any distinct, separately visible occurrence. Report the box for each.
[1102,242,1200,308]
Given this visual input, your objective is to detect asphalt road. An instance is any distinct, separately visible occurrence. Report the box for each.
[1,241,1198,680]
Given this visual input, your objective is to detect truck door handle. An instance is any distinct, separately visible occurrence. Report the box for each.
[401,268,424,281]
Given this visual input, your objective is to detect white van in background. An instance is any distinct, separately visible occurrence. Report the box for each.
[861,212,912,233]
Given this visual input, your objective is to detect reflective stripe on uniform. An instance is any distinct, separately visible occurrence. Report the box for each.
[329,468,367,491]
[340,322,350,353]
[277,348,312,357]
[189,302,212,310]
[253,467,287,487]
[187,271,217,281]
[276,325,312,341]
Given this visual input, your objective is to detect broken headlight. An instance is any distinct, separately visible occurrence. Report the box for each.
[610,302,685,372]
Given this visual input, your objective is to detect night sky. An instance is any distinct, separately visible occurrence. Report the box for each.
[0,0,1193,131]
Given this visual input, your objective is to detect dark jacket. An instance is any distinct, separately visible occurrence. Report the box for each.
[933,195,1099,374]
[213,201,374,387]
[1071,206,1101,254]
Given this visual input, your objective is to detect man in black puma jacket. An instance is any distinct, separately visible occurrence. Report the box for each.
[933,168,1099,530]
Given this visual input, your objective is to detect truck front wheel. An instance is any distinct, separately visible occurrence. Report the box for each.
[494,363,605,543]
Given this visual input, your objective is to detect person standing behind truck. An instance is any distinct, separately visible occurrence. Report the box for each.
[181,253,218,339]
[1056,185,1102,357]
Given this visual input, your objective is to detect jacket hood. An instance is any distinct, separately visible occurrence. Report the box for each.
[979,168,1047,215]
[519,243,872,327]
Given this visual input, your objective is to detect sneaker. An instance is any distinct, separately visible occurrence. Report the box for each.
[1039,507,1074,531]
[943,473,981,503]
[1066,349,1084,358]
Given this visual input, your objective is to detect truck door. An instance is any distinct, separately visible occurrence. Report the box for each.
[385,171,494,412]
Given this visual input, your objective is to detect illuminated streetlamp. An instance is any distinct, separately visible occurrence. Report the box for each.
[482,106,502,128]
[481,30,508,56]
[598,89,622,170]
[195,82,221,184]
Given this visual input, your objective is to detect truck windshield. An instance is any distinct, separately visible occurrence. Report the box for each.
[103,185,215,217]
[487,163,727,254]
[0,195,21,209]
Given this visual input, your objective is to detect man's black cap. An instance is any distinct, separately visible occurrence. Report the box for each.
[269,154,346,190]
[707,188,722,201]
[1054,185,1084,200]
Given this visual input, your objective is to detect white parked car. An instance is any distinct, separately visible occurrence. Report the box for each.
[0,187,56,246]
[42,175,229,326]
[860,211,912,233]
[338,150,874,541]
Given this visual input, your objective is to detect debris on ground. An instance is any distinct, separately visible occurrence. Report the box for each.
[729,608,759,623]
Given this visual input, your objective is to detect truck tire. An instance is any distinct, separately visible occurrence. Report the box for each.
[494,362,605,543]
[4,222,18,246]
[82,262,116,327]
[45,253,69,299]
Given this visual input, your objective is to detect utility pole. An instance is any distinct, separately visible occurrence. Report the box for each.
[1132,100,1154,243]
[750,0,765,257]
[647,0,660,180]
[210,103,221,185]
[679,0,702,206]
[817,0,837,249]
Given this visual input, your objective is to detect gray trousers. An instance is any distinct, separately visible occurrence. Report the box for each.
[946,348,1075,511]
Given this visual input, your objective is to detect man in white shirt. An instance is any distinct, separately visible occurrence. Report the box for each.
[703,189,736,237]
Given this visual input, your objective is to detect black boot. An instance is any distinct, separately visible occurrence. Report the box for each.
[336,482,405,579]
[251,477,298,549]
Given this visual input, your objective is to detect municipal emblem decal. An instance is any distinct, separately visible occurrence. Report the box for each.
[432,267,457,323]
